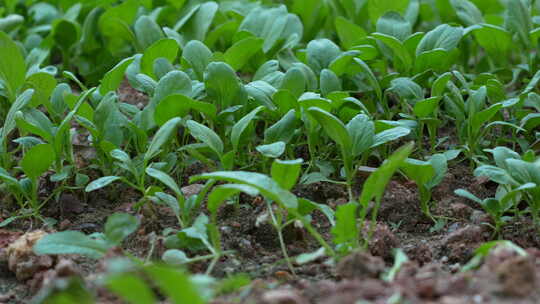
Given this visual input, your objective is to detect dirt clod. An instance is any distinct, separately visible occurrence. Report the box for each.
[336,251,385,280]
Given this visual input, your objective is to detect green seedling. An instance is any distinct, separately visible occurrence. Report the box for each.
[401,152,456,221]
[308,107,410,200]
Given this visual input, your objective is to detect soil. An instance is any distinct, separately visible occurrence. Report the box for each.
[1,85,539,303]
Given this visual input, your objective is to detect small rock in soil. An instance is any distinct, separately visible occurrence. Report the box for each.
[442,224,484,262]
[363,222,400,261]
[336,251,385,280]
[261,289,308,304]
[5,230,52,281]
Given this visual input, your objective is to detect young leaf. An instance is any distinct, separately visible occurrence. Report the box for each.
[231,106,264,151]
[21,143,55,180]
[191,171,298,209]
[224,37,264,71]
[256,141,286,158]
[141,38,179,79]
[144,117,182,162]
[34,231,109,259]
[104,213,139,245]
[307,107,352,151]
[85,176,122,192]
[182,40,212,81]
[186,120,224,157]
[331,202,358,249]
[0,31,26,100]
[271,158,303,191]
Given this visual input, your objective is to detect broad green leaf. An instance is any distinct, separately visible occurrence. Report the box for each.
[306,39,341,73]
[141,38,179,79]
[145,117,182,162]
[271,158,303,190]
[265,110,298,143]
[353,58,382,102]
[182,40,212,81]
[280,67,306,98]
[134,15,164,50]
[347,114,375,157]
[368,0,410,24]
[224,37,264,70]
[100,57,134,95]
[52,18,80,51]
[207,184,259,216]
[401,158,435,186]
[320,69,342,96]
[179,1,218,42]
[454,189,483,204]
[191,171,298,209]
[231,106,264,151]
[334,16,367,49]
[106,274,157,304]
[256,141,286,158]
[450,0,483,26]
[376,11,412,41]
[154,94,216,126]
[186,120,224,157]
[372,127,410,148]
[0,31,26,100]
[85,176,122,192]
[34,231,109,259]
[1,89,34,152]
[104,213,139,245]
[244,81,277,110]
[505,0,532,47]
[145,266,205,304]
[21,143,54,180]
[205,62,246,111]
[371,33,412,70]
[416,24,463,55]
[146,168,182,198]
[307,107,352,151]
[414,97,441,117]
[473,24,512,57]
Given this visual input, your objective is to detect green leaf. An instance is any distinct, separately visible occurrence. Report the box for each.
[359,142,414,206]
[368,0,410,24]
[331,202,358,249]
[372,127,410,148]
[145,265,205,304]
[0,89,34,152]
[0,31,26,100]
[306,39,342,73]
[450,0,483,26]
[21,143,54,180]
[280,67,306,98]
[85,176,122,192]
[231,106,265,151]
[256,141,286,158]
[134,15,164,50]
[347,114,375,157]
[141,38,179,79]
[371,33,412,70]
[105,213,139,245]
[182,40,212,81]
[33,231,109,259]
[180,1,218,42]
[454,188,483,204]
[100,57,134,95]
[334,16,367,49]
[353,58,382,102]
[224,37,264,71]
[401,158,435,186]
[264,110,298,143]
[320,69,342,96]
[52,19,80,50]
[154,94,216,126]
[505,0,532,47]
[191,171,298,209]
[145,117,182,162]
[376,11,412,41]
[307,107,352,152]
[106,274,157,304]
[271,158,303,191]
[416,24,463,55]
[207,184,259,216]
[413,97,441,117]
[146,167,182,198]
[473,24,512,57]
[186,120,224,157]
[205,62,246,111]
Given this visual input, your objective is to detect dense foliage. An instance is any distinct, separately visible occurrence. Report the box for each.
[1,0,540,302]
